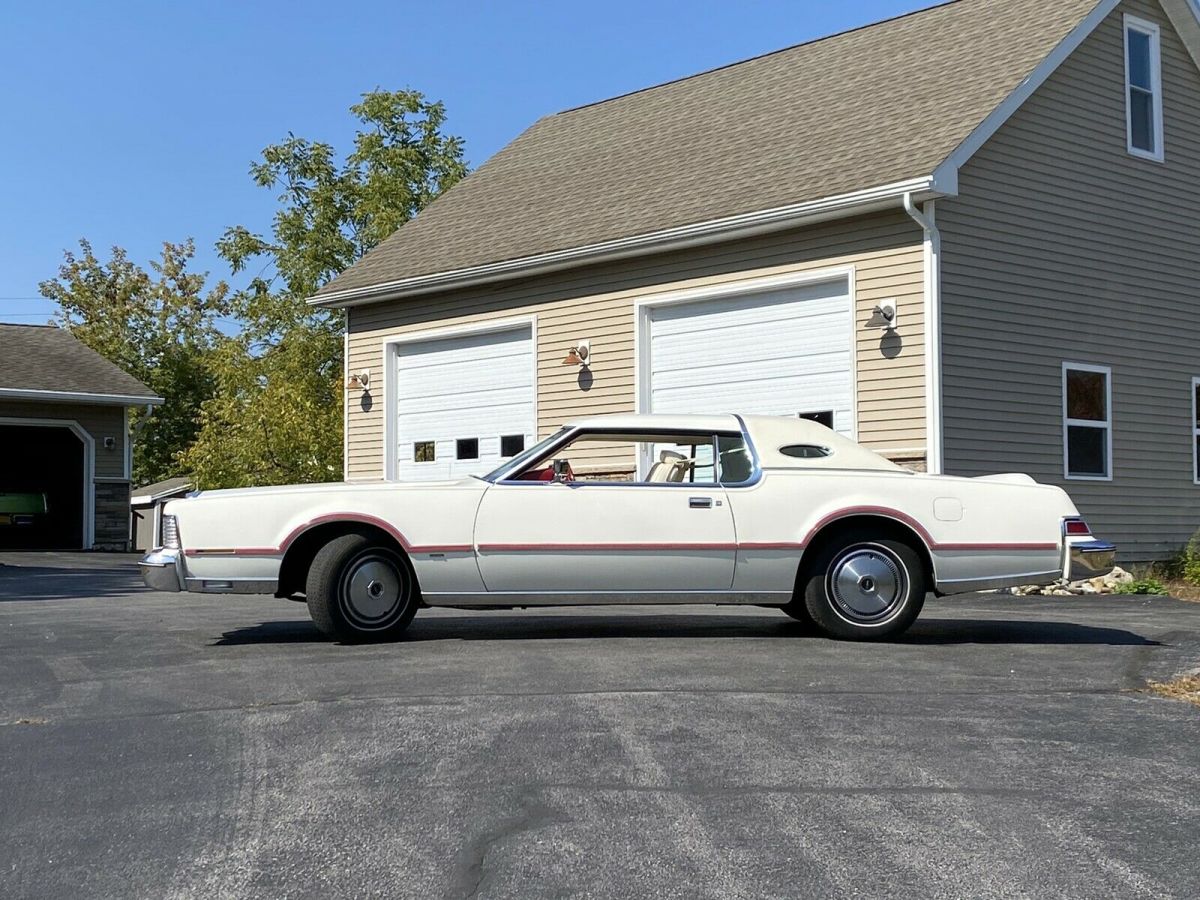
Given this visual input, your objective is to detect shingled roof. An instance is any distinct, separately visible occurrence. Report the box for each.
[0,324,160,403]
[314,0,1102,304]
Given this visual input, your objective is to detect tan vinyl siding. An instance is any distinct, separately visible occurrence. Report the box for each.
[937,0,1200,559]
[346,210,925,481]
[0,399,127,478]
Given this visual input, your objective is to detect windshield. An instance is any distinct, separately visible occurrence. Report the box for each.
[481,427,571,481]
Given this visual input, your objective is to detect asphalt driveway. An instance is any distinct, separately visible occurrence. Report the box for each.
[1,553,1198,899]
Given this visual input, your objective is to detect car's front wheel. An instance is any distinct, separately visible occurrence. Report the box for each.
[797,532,926,640]
[305,533,418,642]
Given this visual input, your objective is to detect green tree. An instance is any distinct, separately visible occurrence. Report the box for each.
[40,239,228,484]
[181,89,467,488]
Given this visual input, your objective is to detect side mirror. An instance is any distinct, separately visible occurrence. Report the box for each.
[552,458,571,482]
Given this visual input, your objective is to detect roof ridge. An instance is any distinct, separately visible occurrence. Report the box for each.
[556,0,963,116]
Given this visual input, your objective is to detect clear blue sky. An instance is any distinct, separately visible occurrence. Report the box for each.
[0,0,938,324]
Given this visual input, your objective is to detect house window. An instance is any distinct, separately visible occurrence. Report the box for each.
[1063,363,1112,480]
[1124,15,1164,162]
[413,441,435,463]
[1193,378,1199,484]
[500,434,525,457]
[456,438,479,460]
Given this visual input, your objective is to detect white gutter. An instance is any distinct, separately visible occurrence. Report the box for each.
[311,176,944,308]
[903,192,944,476]
[0,387,164,406]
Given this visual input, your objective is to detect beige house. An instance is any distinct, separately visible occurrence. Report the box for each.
[313,0,1200,561]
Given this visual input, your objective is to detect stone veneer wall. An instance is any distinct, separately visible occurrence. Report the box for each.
[94,481,131,550]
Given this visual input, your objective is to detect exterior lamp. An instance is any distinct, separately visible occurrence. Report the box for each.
[561,340,591,367]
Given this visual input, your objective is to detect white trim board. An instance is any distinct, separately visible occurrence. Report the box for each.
[0,416,95,549]
[1192,376,1199,486]
[0,387,163,406]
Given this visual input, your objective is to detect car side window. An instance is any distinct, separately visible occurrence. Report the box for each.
[509,430,723,484]
[717,435,754,484]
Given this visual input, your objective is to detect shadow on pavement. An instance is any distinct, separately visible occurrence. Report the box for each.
[214,614,1158,647]
[0,564,146,602]
[905,618,1159,646]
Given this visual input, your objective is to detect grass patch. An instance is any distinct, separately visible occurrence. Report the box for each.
[1146,675,1200,708]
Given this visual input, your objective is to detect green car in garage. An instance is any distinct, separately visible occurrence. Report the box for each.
[0,493,49,528]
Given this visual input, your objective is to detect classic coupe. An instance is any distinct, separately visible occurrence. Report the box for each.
[141,414,1115,641]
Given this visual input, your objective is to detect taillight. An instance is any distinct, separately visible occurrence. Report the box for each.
[160,514,181,549]
[1063,518,1091,536]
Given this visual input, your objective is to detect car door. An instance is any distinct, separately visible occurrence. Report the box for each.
[473,479,736,595]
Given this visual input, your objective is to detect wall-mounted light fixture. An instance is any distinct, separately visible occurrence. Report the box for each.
[866,299,899,331]
[346,369,371,391]
[561,340,591,367]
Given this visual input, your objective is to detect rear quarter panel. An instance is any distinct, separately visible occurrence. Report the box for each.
[727,469,1076,593]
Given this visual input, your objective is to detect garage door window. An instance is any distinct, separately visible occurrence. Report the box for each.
[500,434,525,457]
[414,441,435,463]
[1063,363,1111,480]
[456,438,479,460]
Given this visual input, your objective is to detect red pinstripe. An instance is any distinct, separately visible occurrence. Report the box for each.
[186,507,1058,557]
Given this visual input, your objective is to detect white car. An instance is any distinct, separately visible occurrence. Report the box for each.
[141,414,1115,641]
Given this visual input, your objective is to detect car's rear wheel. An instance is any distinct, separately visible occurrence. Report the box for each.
[305,533,418,642]
[798,532,926,640]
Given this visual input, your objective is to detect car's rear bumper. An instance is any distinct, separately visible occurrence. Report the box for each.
[1069,540,1117,581]
[140,549,184,592]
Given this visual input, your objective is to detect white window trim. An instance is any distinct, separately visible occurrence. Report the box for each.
[1192,376,1200,486]
[1124,13,1165,163]
[1062,362,1113,482]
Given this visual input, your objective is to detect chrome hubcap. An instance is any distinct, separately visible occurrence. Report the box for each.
[829,545,906,623]
[340,553,404,628]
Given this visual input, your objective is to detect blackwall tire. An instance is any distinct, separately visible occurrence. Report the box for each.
[305,533,418,642]
[800,533,926,640]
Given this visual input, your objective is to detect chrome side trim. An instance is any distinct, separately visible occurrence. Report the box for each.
[422,590,793,607]
[182,578,278,595]
[935,570,1063,596]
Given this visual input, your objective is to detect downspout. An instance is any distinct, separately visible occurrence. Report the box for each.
[903,193,944,475]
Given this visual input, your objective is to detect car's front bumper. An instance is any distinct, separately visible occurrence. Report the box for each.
[1069,540,1117,581]
[140,549,184,592]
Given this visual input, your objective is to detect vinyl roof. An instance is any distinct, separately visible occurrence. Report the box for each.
[315,0,1099,303]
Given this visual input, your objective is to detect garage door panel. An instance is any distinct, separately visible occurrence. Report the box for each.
[648,278,853,437]
[395,326,534,482]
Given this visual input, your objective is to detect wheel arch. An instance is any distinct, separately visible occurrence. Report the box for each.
[276,519,415,599]
[795,513,936,593]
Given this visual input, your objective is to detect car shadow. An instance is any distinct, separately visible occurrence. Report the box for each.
[0,563,147,602]
[213,614,1159,647]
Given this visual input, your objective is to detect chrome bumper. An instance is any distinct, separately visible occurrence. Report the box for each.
[1069,540,1117,581]
[140,549,184,592]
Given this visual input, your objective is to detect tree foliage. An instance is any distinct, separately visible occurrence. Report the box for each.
[40,239,228,484]
[180,90,467,488]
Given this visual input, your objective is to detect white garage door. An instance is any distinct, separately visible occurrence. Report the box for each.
[646,277,854,435]
[394,326,534,482]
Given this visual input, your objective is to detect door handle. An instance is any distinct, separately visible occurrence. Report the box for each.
[688,497,713,509]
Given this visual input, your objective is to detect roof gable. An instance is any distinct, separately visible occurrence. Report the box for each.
[315,0,1106,306]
